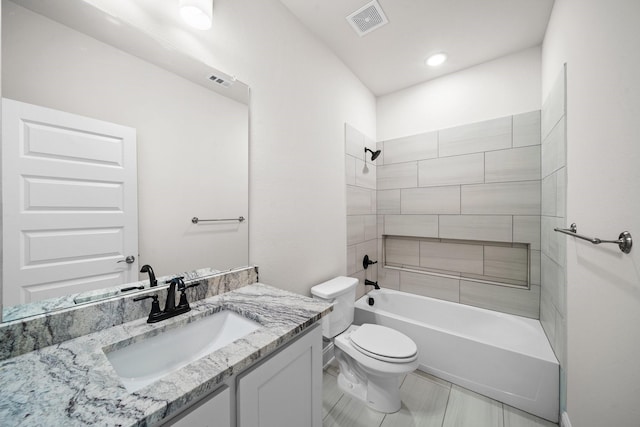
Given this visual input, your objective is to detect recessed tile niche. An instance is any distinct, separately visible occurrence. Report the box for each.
[383,235,531,288]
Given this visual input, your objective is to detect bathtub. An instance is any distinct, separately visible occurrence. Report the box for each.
[354,289,559,422]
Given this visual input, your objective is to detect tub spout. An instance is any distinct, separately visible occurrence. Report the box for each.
[365,279,380,290]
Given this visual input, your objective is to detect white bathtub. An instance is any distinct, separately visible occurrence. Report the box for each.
[354,289,559,422]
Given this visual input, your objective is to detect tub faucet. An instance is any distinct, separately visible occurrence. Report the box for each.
[365,279,380,290]
[140,264,157,287]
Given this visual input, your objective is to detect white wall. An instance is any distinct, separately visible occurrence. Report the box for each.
[542,1,640,425]
[3,2,248,278]
[377,46,541,141]
[81,0,377,295]
[212,0,376,295]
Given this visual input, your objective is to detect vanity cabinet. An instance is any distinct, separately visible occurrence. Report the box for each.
[237,324,322,427]
[158,324,322,427]
[162,386,231,427]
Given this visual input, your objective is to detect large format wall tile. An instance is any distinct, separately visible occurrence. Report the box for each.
[461,181,541,215]
[541,173,557,217]
[420,241,483,275]
[377,189,401,214]
[354,159,376,189]
[513,216,541,250]
[513,111,541,148]
[439,215,513,242]
[399,271,460,302]
[372,112,543,318]
[401,186,461,214]
[378,162,418,190]
[485,146,541,183]
[345,156,356,185]
[385,215,438,238]
[484,246,528,282]
[418,153,484,187]
[383,132,438,164]
[386,238,420,266]
[541,117,566,178]
[347,215,365,246]
[439,116,512,157]
[347,185,376,215]
[460,281,540,319]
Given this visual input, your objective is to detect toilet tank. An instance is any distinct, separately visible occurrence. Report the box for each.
[310,276,358,338]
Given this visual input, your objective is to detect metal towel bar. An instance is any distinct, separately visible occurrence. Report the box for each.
[191,216,245,224]
[553,223,632,254]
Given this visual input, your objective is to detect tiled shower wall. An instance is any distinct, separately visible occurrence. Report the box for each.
[540,65,567,408]
[345,124,378,299]
[375,112,543,319]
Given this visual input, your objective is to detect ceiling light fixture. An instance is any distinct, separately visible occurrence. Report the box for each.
[426,52,447,67]
[179,0,213,30]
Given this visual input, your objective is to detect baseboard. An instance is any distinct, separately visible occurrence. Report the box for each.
[561,411,572,427]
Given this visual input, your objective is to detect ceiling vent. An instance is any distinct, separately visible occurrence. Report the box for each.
[208,74,235,88]
[346,0,389,37]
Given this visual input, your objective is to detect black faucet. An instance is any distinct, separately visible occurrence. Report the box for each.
[365,279,380,290]
[134,276,200,323]
[140,264,157,287]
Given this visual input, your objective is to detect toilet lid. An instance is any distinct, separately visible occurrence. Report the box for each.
[349,324,417,361]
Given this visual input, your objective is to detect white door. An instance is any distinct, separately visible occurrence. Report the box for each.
[2,98,138,306]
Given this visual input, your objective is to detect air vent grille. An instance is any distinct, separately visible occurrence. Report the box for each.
[346,1,389,37]
[209,74,234,88]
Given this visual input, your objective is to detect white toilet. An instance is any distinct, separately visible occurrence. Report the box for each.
[311,276,418,413]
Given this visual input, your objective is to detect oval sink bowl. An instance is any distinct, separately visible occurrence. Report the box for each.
[105,310,261,392]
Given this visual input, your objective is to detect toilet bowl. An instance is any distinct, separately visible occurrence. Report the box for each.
[311,276,418,413]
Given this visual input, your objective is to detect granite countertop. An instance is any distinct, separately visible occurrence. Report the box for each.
[0,283,332,426]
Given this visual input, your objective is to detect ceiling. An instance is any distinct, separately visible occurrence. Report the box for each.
[279,0,555,96]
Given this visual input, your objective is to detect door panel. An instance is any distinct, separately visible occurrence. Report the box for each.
[2,98,138,306]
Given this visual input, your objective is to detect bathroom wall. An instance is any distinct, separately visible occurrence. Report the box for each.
[539,65,567,412]
[375,113,542,318]
[43,0,377,296]
[542,1,640,425]
[377,46,542,141]
[345,125,377,298]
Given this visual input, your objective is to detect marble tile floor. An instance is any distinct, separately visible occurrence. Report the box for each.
[322,362,558,427]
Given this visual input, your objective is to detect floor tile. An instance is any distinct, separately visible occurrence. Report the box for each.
[504,405,558,427]
[323,372,344,419]
[323,394,386,427]
[380,372,450,427]
[442,385,504,427]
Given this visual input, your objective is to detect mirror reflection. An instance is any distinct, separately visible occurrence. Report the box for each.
[1,0,249,322]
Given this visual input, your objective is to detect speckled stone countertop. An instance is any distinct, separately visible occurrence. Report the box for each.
[0,283,332,427]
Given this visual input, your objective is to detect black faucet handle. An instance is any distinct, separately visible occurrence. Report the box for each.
[133,294,157,302]
[177,282,201,309]
[133,294,162,321]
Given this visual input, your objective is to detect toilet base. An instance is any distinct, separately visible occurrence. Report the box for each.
[335,346,407,413]
[336,370,402,413]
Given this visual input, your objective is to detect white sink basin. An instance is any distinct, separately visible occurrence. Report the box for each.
[105,310,261,392]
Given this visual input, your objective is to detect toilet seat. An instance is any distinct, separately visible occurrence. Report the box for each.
[349,324,418,363]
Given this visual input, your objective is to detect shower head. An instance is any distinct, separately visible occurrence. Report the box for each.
[365,147,381,161]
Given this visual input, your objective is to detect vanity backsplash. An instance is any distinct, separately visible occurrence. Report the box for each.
[0,266,259,361]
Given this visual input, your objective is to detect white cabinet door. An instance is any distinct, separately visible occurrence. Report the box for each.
[237,325,322,427]
[2,98,138,306]
[161,385,231,427]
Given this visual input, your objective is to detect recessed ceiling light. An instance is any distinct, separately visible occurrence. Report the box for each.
[426,53,447,67]
[179,0,213,30]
